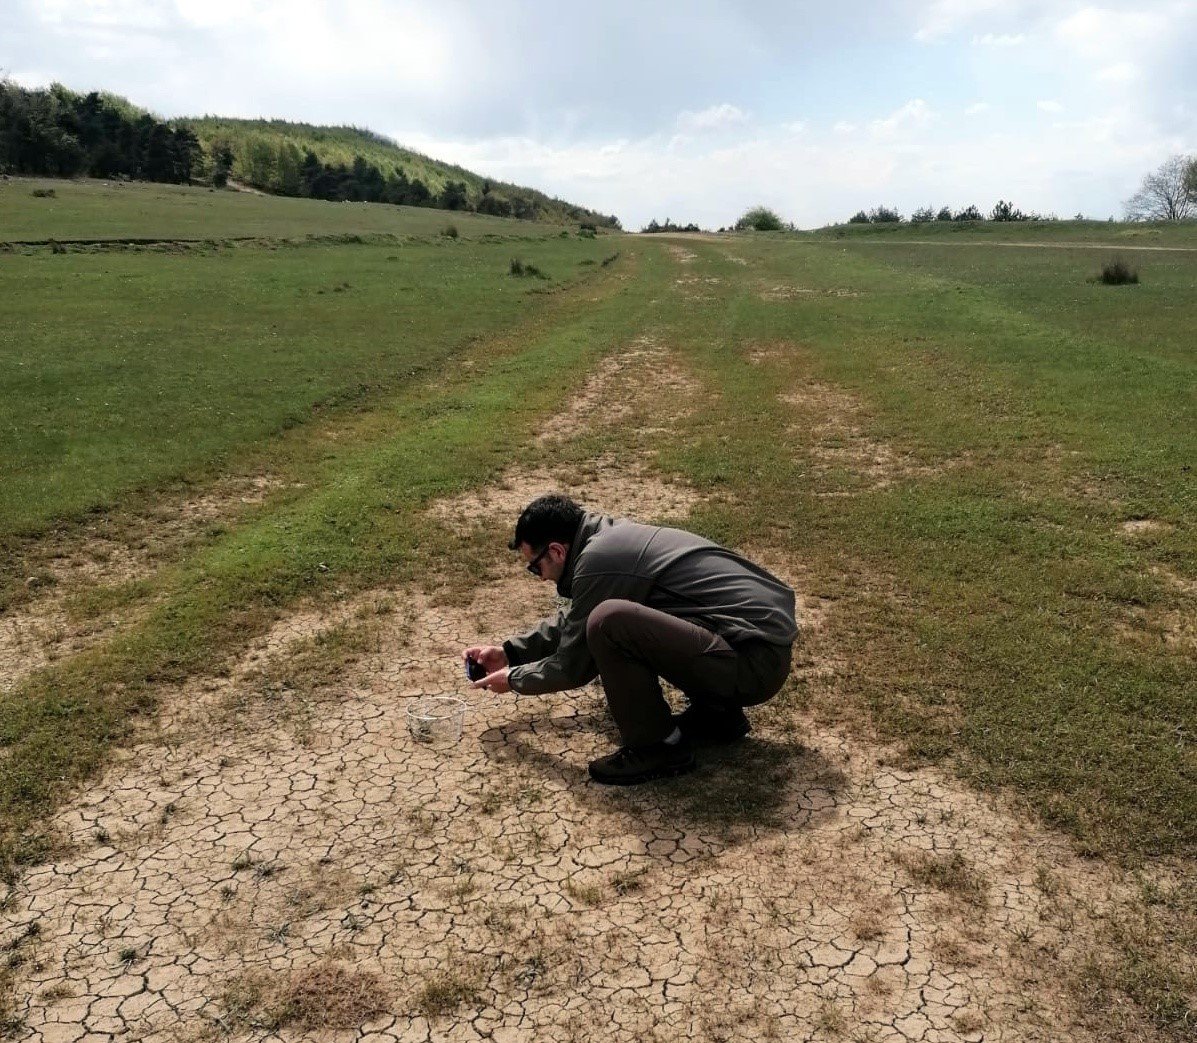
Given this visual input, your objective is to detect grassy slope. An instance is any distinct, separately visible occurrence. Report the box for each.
[810,218,1197,248]
[0,176,558,242]
[649,232,1195,861]
[0,193,610,552]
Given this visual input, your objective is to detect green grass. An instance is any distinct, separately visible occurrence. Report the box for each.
[809,218,1197,248]
[0,224,609,547]
[0,176,565,242]
[646,233,1195,861]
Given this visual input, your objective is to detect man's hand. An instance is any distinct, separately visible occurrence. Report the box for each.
[462,645,508,673]
[472,667,512,694]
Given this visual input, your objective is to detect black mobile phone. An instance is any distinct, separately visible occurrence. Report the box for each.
[465,656,487,682]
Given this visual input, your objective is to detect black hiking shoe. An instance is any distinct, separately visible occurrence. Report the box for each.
[675,703,751,745]
[588,740,696,786]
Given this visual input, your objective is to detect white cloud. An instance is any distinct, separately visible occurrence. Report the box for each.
[407,95,1180,230]
[676,103,750,133]
[964,102,992,115]
[1053,6,1170,61]
[915,0,1017,41]
[832,121,857,135]
[1097,62,1140,84]
[783,120,807,134]
[870,99,937,137]
[972,32,1026,46]
[1037,100,1064,113]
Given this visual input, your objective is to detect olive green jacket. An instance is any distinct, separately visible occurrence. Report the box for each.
[504,512,797,695]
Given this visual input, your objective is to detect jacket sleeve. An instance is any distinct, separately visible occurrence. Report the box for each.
[507,567,650,695]
[503,606,567,667]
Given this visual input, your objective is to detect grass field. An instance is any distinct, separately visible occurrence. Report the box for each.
[1,181,1193,1040]
[0,176,566,242]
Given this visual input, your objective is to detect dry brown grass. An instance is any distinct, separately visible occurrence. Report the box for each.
[221,961,390,1031]
[899,850,989,906]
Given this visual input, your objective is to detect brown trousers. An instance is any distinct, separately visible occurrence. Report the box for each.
[585,599,793,747]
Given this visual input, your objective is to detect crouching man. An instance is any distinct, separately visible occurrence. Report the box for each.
[463,495,797,786]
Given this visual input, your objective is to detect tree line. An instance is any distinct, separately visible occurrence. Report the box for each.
[846,201,1056,224]
[0,80,621,227]
[1,81,201,183]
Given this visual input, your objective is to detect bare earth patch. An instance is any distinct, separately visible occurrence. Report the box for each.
[1119,518,1174,537]
[760,284,862,301]
[1,475,288,694]
[781,384,960,493]
[0,343,1179,1043]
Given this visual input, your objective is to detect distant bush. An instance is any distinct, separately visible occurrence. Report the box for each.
[577,228,596,238]
[734,206,784,232]
[868,205,903,223]
[600,252,620,267]
[1098,259,1139,285]
[579,221,597,233]
[441,224,458,239]
[910,206,935,224]
[642,218,702,233]
[953,205,982,222]
[990,199,1028,222]
[31,187,56,198]
[936,206,953,221]
[509,258,547,279]
[848,210,870,224]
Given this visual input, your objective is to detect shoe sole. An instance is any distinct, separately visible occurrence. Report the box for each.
[588,757,697,787]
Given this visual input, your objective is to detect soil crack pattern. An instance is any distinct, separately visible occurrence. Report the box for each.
[1,342,1166,1042]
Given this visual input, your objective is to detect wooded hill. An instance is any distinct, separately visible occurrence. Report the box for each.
[183,116,619,226]
[0,80,619,227]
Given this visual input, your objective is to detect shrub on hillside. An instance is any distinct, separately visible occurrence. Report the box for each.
[910,206,935,223]
[936,206,954,221]
[953,205,982,222]
[734,206,784,232]
[509,258,547,279]
[1098,259,1139,285]
[441,224,458,238]
[868,205,903,223]
[848,211,870,224]
[31,187,56,198]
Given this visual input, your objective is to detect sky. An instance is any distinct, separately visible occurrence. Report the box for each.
[4,0,1196,228]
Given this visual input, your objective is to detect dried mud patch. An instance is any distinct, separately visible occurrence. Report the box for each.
[6,554,1167,1041]
[432,336,705,537]
[782,384,961,493]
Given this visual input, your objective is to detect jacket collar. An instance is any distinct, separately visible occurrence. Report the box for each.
[556,511,608,598]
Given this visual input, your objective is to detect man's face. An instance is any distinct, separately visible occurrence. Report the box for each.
[518,541,568,583]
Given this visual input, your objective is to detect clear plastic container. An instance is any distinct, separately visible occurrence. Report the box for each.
[406,696,469,748]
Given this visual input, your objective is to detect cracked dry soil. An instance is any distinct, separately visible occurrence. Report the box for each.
[0,341,1164,1043]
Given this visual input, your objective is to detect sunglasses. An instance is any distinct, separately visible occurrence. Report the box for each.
[526,544,552,576]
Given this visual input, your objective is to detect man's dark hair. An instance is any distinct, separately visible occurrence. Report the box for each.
[509,494,584,550]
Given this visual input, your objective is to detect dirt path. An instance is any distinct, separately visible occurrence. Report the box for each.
[1,339,1168,1042]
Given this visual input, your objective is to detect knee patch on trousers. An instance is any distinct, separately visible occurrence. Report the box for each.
[585,598,638,644]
